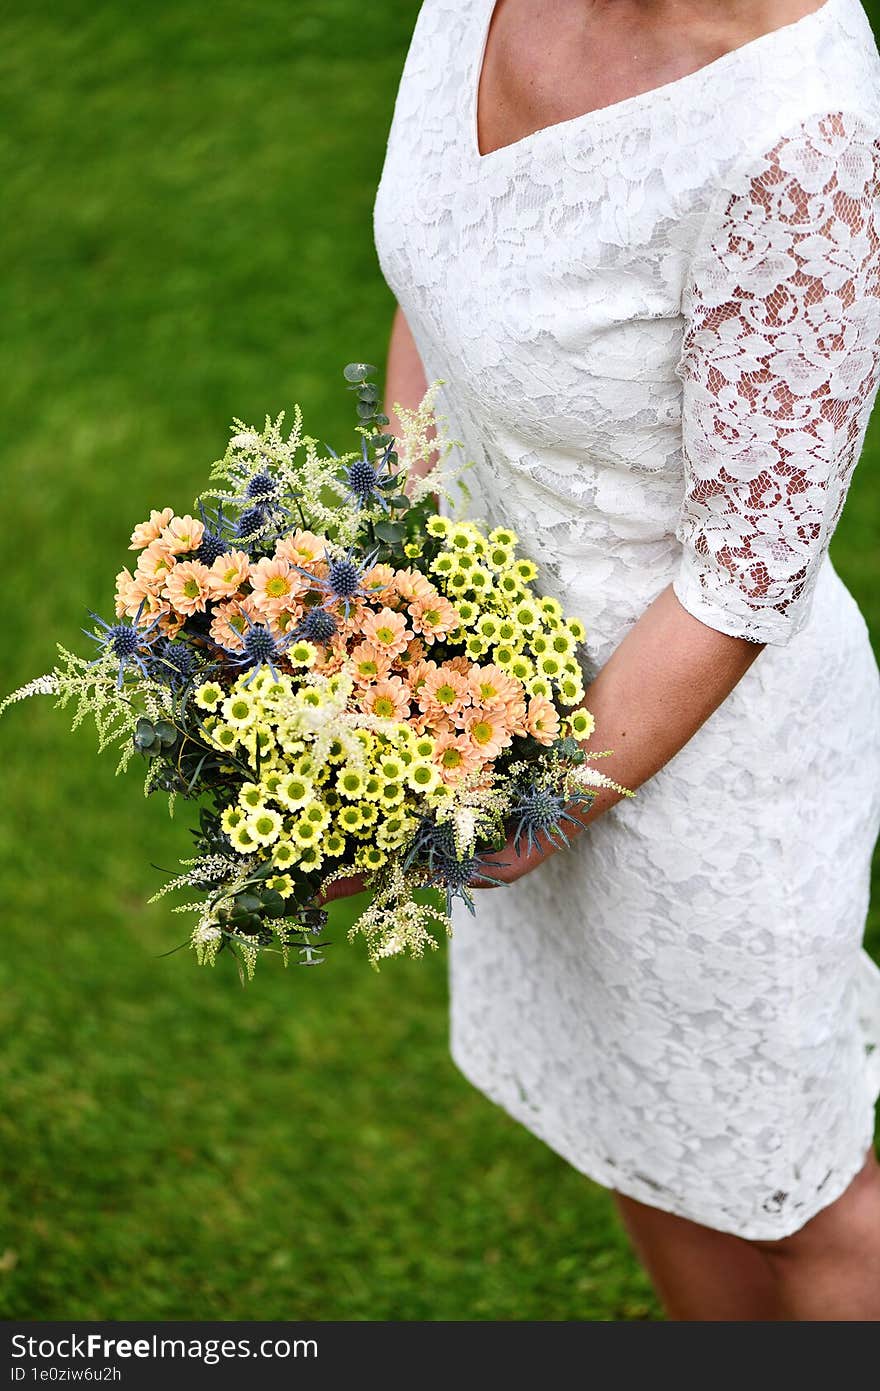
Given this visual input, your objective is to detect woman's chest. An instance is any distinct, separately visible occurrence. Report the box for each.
[375,119,699,435]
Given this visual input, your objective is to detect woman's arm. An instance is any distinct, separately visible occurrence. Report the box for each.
[477,583,763,884]
[383,305,430,457]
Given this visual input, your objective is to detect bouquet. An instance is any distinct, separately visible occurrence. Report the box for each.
[2,364,627,977]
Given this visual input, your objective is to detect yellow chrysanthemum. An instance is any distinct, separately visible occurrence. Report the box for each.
[376,781,406,810]
[276,772,312,810]
[356,844,387,872]
[537,654,563,680]
[268,874,294,897]
[289,817,321,848]
[195,680,224,711]
[489,525,518,548]
[222,691,257,729]
[323,831,345,858]
[455,599,479,626]
[211,723,239,752]
[566,708,595,740]
[513,558,538,584]
[239,782,264,811]
[558,675,584,706]
[297,844,325,871]
[356,801,379,829]
[288,640,318,668]
[230,823,259,855]
[566,617,587,643]
[247,807,283,846]
[272,840,298,869]
[337,804,363,833]
[221,806,245,834]
[261,769,285,799]
[426,515,452,538]
[407,761,441,794]
[337,766,366,800]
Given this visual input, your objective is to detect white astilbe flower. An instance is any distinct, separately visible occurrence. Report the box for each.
[347,861,451,967]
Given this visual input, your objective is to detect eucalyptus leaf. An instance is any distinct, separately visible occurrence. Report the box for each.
[343,362,376,383]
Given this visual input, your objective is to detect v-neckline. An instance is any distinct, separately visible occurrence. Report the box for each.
[470,0,841,164]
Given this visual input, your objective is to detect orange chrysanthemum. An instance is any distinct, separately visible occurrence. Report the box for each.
[209,596,260,652]
[444,655,472,676]
[249,556,307,617]
[396,637,426,670]
[275,529,326,567]
[468,663,523,708]
[135,537,177,591]
[208,550,250,598]
[503,692,529,738]
[114,566,150,619]
[407,658,438,700]
[348,641,393,685]
[163,559,213,616]
[408,593,459,644]
[417,663,471,724]
[461,705,513,760]
[161,514,205,555]
[360,676,412,722]
[526,695,561,746]
[393,567,436,604]
[360,606,411,657]
[129,508,174,551]
[362,563,397,602]
[432,729,484,784]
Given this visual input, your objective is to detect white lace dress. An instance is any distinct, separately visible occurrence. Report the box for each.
[373,0,880,1238]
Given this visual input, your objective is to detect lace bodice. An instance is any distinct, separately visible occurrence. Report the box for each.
[374,0,880,658]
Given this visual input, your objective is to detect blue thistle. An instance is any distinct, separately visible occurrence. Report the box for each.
[296,606,338,644]
[84,602,163,688]
[196,502,230,564]
[235,505,268,545]
[509,783,593,856]
[219,606,292,683]
[245,471,278,501]
[197,529,228,564]
[404,819,507,915]
[341,436,399,510]
[291,546,379,619]
[150,638,199,690]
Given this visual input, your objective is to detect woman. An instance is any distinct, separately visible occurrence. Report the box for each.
[370,0,880,1318]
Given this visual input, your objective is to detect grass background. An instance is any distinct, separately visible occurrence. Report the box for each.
[1,0,878,1322]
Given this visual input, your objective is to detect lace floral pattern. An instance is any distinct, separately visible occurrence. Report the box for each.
[374,0,880,1237]
[675,113,880,643]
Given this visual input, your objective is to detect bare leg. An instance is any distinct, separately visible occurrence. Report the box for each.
[614,1193,780,1320]
[615,1148,880,1321]
[753,1150,880,1321]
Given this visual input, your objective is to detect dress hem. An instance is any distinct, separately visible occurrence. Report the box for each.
[448,1039,879,1242]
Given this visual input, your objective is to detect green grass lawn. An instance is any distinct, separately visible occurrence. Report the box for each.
[0,0,878,1322]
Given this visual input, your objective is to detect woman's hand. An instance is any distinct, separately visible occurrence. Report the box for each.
[318,872,367,905]
[470,830,564,889]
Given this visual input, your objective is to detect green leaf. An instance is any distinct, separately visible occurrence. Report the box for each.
[343,362,376,383]
[386,494,410,510]
[356,400,376,419]
[357,383,379,404]
[374,520,406,544]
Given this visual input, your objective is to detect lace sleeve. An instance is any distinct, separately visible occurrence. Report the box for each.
[673,112,880,645]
